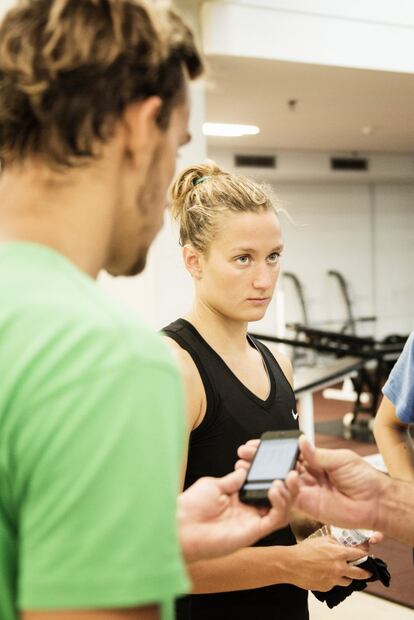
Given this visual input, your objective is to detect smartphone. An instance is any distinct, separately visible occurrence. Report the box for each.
[239,430,302,506]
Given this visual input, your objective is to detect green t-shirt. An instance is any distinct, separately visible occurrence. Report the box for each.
[0,242,189,619]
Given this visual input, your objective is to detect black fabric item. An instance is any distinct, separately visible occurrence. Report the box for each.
[312,556,391,609]
[163,318,309,620]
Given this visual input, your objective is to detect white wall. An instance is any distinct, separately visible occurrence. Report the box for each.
[0,0,16,19]
[277,183,373,326]
[374,184,414,336]
[280,181,414,339]
[208,149,414,339]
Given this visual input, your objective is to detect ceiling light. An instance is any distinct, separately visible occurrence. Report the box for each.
[203,123,260,137]
[361,125,374,136]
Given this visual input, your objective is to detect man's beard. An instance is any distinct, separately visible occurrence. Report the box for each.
[126,249,148,276]
[108,148,162,277]
[126,154,162,276]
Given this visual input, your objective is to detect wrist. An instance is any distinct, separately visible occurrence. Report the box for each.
[272,544,299,585]
[376,475,412,542]
[375,473,396,534]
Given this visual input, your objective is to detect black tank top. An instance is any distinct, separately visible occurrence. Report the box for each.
[163,318,308,620]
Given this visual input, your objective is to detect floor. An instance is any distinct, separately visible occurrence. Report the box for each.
[309,591,414,619]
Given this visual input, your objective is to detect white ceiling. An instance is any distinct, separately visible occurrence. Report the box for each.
[205,55,414,153]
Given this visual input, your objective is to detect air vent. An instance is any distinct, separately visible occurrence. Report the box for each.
[234,154,276,168]
[330,157,368,171]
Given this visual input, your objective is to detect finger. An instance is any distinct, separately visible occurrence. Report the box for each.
[369,531,384,544]
[298,436,317,465]
[237,439,260,452]
[337,577,353,587]
[263,481,290,528]
[245,438,261,446]
[297,471,319,486]
[268,480,289,502]
[299,436,336,472]
[344,547,369,562]
[237,443,259,460]
[234,459,250,471]
[300,436,362,476]
[216,468,247,496]
[355,541,369,554]
[284,470,299,498]
[345,566,372,580]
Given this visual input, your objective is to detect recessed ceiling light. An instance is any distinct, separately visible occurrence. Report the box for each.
[361,125,379,136]
[203,123,260,137]
[361,125,373,135]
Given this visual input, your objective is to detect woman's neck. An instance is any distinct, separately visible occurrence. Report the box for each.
[186,300,250,357]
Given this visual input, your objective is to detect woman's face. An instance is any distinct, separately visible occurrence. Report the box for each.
[197,209,283,323]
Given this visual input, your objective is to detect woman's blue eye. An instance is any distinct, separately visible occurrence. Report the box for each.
[267,253,280,264]
[236,256,250,265]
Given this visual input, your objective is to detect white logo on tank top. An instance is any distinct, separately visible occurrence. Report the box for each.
[292,410,299,420]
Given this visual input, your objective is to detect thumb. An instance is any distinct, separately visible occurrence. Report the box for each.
[299,436,349,473]
[299,436,322,471]
[369,531,383,544]
[216,468,247,496]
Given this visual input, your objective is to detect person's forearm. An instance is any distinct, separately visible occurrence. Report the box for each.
[378,476,414,546]
[188,545,296,593]
[374,425,414,482]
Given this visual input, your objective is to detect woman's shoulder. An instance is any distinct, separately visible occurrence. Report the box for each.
[163,334,207,431]
[164,334,198,376]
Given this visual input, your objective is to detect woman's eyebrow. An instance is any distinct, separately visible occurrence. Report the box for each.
[230,244,284,253]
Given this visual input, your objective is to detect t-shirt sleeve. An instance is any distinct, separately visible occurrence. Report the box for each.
[382,332,414,425]
[17,356,189,611]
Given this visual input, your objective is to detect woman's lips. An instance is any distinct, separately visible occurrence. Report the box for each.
[247,297,270,304]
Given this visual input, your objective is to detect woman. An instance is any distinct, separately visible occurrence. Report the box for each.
[373,331,414,481]
[164,162,370,620]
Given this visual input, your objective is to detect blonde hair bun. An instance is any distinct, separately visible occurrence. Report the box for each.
[170,161,222,213]
[170,161,277,252]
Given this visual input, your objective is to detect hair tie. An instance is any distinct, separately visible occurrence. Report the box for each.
[193,175,210,186]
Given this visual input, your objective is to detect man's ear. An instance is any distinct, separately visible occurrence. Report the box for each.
[121,96,163,167]
[183,244,203,279]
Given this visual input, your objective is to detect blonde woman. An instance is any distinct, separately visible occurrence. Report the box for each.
[164,163,370,620]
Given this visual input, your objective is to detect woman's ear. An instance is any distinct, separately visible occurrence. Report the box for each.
[183,244,203,279]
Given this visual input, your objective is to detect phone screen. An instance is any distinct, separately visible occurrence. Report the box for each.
[246,438,299,482]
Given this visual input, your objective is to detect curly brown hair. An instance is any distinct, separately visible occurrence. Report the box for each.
[0,0,203,169]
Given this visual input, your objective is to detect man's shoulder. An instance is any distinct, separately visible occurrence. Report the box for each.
[3,278,174,381]
[406,332,414,358]
[393,332,414,378]
[54,290,176,375]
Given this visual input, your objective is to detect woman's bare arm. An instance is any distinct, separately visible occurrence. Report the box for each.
[373,395,414,482]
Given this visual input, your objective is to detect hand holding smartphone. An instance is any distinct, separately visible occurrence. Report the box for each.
[239,430,301,506]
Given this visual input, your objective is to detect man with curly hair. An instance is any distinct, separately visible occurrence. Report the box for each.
[0,2,298,620]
